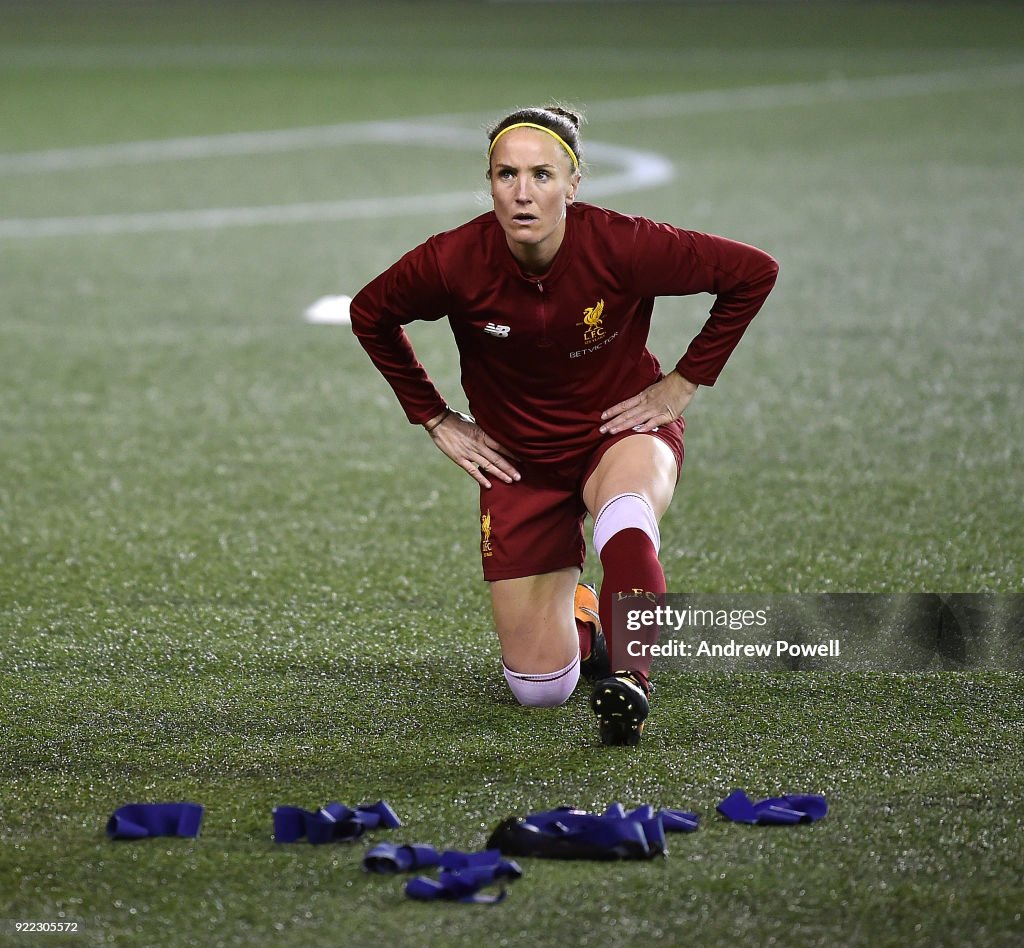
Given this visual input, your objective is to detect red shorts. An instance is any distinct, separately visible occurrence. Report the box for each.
[477,418,684,581]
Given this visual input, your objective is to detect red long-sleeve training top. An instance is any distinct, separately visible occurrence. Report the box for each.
[351,202,778,465]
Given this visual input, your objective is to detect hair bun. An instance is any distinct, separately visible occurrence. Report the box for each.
[544,105,583,130]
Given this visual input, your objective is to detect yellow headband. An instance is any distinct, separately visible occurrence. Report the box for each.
[488,122,580,172]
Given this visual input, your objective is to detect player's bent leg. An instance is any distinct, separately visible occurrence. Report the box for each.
[582,435,679,742]
[492,567,582,708]
[583,433,679,679]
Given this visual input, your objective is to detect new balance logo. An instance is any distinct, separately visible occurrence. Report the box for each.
[484,323,511,338]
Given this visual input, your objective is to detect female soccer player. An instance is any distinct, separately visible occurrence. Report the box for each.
[351,105,778,745]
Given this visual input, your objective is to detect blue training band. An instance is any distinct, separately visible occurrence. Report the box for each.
[273,799,402,844]
[486,802,700,861]
[107,803,204,840]
[716,789,828,825]
[363,842,441,874]
[404,849,522,904]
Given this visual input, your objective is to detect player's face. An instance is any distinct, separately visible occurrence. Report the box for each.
[488,128,580,272]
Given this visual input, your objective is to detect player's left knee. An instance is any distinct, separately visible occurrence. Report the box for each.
[502,653,580,707]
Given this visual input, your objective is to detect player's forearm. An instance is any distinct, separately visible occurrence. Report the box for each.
[350,312,447,424]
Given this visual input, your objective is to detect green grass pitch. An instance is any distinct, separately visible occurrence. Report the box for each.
[1,2,1022,945]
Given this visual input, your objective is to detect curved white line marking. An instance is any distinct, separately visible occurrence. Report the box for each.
[0,121,484,175]
[3,62,1019,239]
[0,128,673,239]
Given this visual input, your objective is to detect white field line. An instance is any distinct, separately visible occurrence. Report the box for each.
[586,61,1024,121]
[0,134,673,239]
[3,63,1022,176]
[0,122,486,175]
[1,63,1021,239]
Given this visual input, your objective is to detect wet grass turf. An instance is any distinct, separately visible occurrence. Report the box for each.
[4,655,1023,945]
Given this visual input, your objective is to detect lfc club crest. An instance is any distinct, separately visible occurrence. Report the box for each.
[480,509,494,557]
[578,299,606,344]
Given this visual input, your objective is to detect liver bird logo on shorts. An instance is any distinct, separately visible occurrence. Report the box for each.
[579,299,606,344]
[480,509,493,557]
